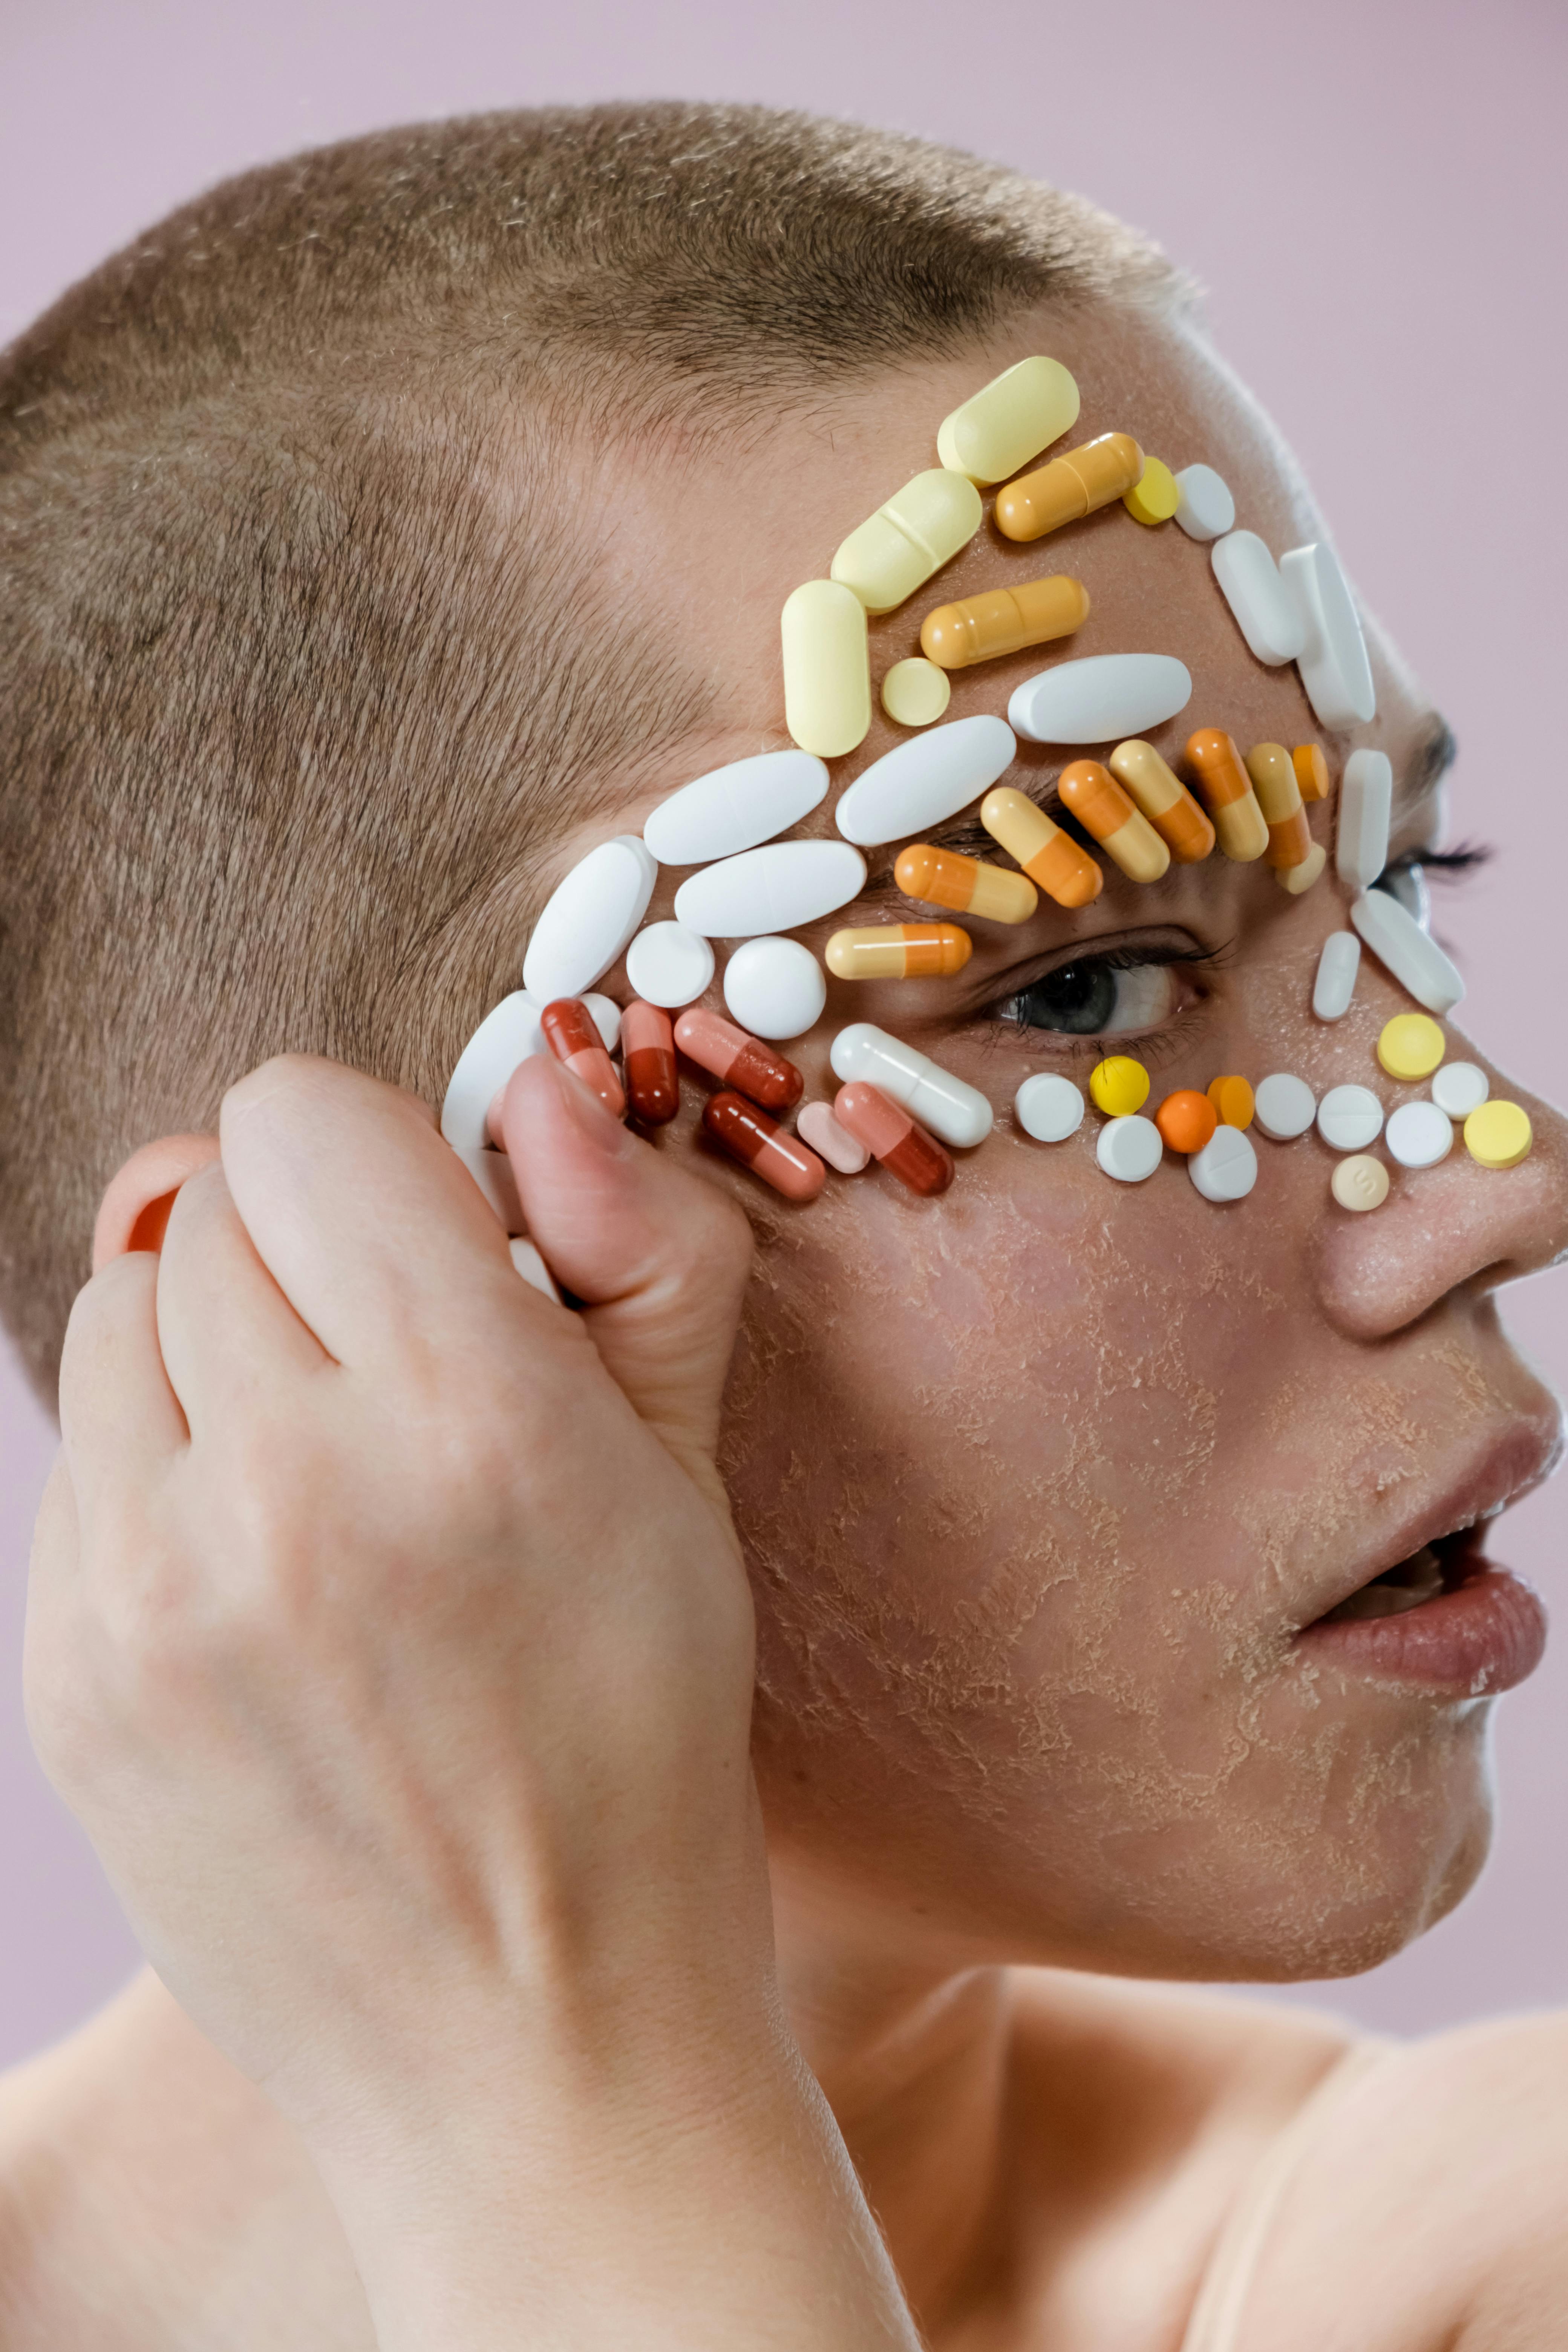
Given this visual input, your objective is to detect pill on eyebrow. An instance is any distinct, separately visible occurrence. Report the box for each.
[1123,457,1181,526]
[625,920,716,1009]
[675,1007,805,1112]
[894,841,1038,925]
[1058,760,1170,884]
[980,784,1102,909]
[442,991,547,1151]
[721,936,827,1040]
[1009,653,1193,746]
[541,997,626,1116]
[1386,1100,1453,1168]
[1293,743,1331,802]
[622,1000,680,1125]
[833,1081,955,1196]
[1096,1113,1164,1182]
[781,580,871,759]
[1331,1154,1390,1212]
[1377,1012,1446,1080]
[1464,1099,1533,1169]
[1171,463,1236,544]
[1210,531,1306,667]
[834,713,1017,848]
[1317,1084,1385,1152]
[1275,842,1328,895]
[797,1098,871,1173]
[1107,740,1214,864]
[1206,1075,1255,1129]
[826,923,972,980]
[1280,542,1377,729]
[1312,931,1362,1021]
[673,840,868,937]
[1253,1072,1317,1140]
[522,835,657,1002]
[1189,1123,1258,1201]
[936,355,1081,484]
[1015,1072,1086,1141]
[702,1092,827,1201]
[1184,730,1269,862]
[1244,741,1314,870]
[880,658,951,728]
[1336,749,1393,889]
[643,749,829,867]
[995,432,1144,543]
[919,576,1090,671]
[830,469,983,614]
[1155,1089,1218,1154]
[1349,888,1464,1015]
[1432,1060,1488,1118]
[1089,1055,1150,1117]
[829,1022,994,1147]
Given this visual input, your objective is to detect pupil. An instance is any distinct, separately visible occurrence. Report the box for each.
[1017,960,1116,1034]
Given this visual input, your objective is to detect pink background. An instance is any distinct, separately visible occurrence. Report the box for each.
[3,0,1566,2066]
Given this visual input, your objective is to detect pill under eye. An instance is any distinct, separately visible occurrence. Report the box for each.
[1317,1084,1385,1152]
[1189,1124,1257,1202]
[1008,653,1192,746]
[830,468,983,613]
[1253,1073,1317,1140]
[829,1023,993,1148]
[834,714,1017,848]
[1312,932,1362,1021]
[833,1082,955,1196]
[797,1098,871,1174]
[1210,531,1305,667]
[1096,1114,1164,1183]
[1015,1072,1086,1141]
[1350,889,1464,1015]
[937,355,1080,484]
[995,432,1144,542]
[1336,750,1392,889]
[703,1092,826,1202]
[675,1007,804,1112]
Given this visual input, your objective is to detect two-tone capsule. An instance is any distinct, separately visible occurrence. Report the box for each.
[995,433,1144,542]
[1057,761,1170,884]
[1184,730,1269,862]
[833,1083,954,1196]
[541,998,625,1116]
[980,784,1102,909]
[622,1000,679,1125]
[893,842,1038,925]
[826,924,972,980]
[674,1008,804,1112]
[702,1093,826,1202]
[918,575,1090,670]
[1107,740,1215,864]
[1243,741,1313,870]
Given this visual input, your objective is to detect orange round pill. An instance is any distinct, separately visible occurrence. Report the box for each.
[1156,1089,1219,1155]
[1206,1074,1255,1130]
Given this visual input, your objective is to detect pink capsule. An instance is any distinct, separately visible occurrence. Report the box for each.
[833,1082,954,1196]
[541,998,625,1117]
[703,1093,825,1202]
[674,1007,803,1113]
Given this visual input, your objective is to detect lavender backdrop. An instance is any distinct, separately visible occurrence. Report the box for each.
[3,0,1565,2066]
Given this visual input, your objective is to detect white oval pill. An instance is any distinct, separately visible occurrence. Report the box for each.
[829,1023,993,1148]
[1280,541,1377,729]
[1350,889,1465,1016]
[1015,1072,1086,1142]
[1096,1114,1163,1183]
[1318,1084,1385,1152]
[1172,463,1236,543]
[1336,748,1392,889]
[1312,931,1361,1022]
[1189,1124,1258,1202]
[797,1099,870,1173]
[1331,1155,1389,1212]
[1385,1099,1453,1169]
[1253,1073,1318,1141]
[625,920,715,1009]
[722,937,827,1040]
[834,714,1016,847]
[441,992,546,1150]
[1211,532,1306,666]
[508,1236,563,1302]
[643,749,828,867]
[522,835,657,1002]
[1431,1061,1488,1118]
[1007,653,1192,746]
[674,841,867,938]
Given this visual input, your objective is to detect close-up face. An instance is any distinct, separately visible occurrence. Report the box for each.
[519,300,1568,1986]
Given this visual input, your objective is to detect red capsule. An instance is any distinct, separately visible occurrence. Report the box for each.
[832,1082,954,1197]
[701,1093,825,1202]
[674,1006,804,1113]
[622,999,679,1126]
[540,998,625,1117]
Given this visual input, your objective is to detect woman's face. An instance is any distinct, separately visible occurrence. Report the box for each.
[595,302,1568,1983]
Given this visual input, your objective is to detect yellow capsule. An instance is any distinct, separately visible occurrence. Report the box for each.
[919,574,1090,671]
[1058,760,1169,884]
[1465,1101,1533,1169]
[980,785,1102,910]
[830,469,983,614]
[1378,1014,1446,1081]
[1090,1055,1150,1117]
[995,432,1144,543]
[1107,739,1215,864]
[880,657,951,728]
[894,842,1037,924]
[1184,729,1269,863]
[825,923,972,980]
[936,355,1080,485]
[781,579,871,759]
[1123,456,1180,526]
[1274,841,1327,895]
[1245,741,1313,870]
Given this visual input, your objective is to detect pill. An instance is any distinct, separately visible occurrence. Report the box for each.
[1097,1114,1164,1183]
[881,658,951,728]
[996,432,1144,542]
[1293,743,1331,803]
[825,922,972,980]
[625,920,716,1009]
[1107,740,1214,864]
[1317,1084,1385,1152]
[541,997,626,1116]
[1377,1013,1446,1081]
[1280,542,1377,729]
[582,995,622,1053]
[1171,463,1236,544]
[830,468,983,613]
[643,749,828,867]
[1123,456,1180,526]
[1312,931,1362,1021]
[894,841,1038,925]
[1332,1155,1390,1212]
[797,1099,871,1174]
[937,355,1081,484]
[702,1092,826,1202]
[722,936,827,1040]
[919,575,1090,671]
[622,1000,679,1125]
[674,840,868,937]
[829,1023,993,1147]
[1275,841,1328,895]
[1211,532,1306,666]
[675,1007,804,1112]
[980,784,1102,908]
[1155,1089,1218,1154]
[1244,741,1313,870]
[835,713,1017,848]
[1058,760,1170,883]
[1464,1100,1532,1169]
[1089,1055,1150,1117]
[455,1141,525,1234]
[522,834,657,1001]
[1386,1100,1453,1168]
[1184,730,1269,862]
[1009,653,1193,746]
[442,991,546,1151]
[833,1081,954,1196]
[1015,1072,1086,1142]
[1350,890,1464,1015]
[508,1236,563,1302]
[1254,1073,1317,1141]
[1190,1124,1258,1202]
[1206,1075,1255,1130]
[1336,749,1392,890]
[1432,1061,1488,1118]
[1378,863,1431,928]
[781,580,871,759]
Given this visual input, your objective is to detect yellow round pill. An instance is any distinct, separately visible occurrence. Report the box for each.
[1464,1099,1533,1170]
[1122,457,1180,527]
[1377,1013,1446,1081]
[1090,1055,1151,1117]
[1206,1074,1255,1130]
[1331,1154,1390,1212]
[879,656,951,728]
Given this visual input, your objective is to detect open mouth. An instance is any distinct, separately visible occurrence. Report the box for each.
[1318,1527,1477,1623]
[1299,1521,1547,1694]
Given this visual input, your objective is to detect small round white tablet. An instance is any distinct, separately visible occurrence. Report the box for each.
[1015,1072,1086,1142]
[1188,1124,1258,1202]
[1172,463,1236,544]
[625,921,715,1009]
[582,994,620,1052]
[797,1099,870,1174]
[722,937,827,1040]
[1431,1060,1488,1118]
[1253,1072,1317,1141]
[1317,1084,1385,1152]
[1331,1155,1389,1212]
[1096,1113,1163,1183]
[1385,1099,1453,1169]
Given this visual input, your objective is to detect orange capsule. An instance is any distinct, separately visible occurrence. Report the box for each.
[833,1082,954,1197]
[702,1093,825,1202]
[674,1008,804,1113]
[980,785,1102,909]
[1107,738,1215,864]
[893,842,1038,925]
[1155,1089,1219,1155]
[622,999,679,1126]
[825,923,972,980]
[919,574,1090,670]
[1293,742,1331,803]
[1244,741,1313,870]
[1183,730,1269,862]
[995,432,1145,542]
[541,998,625,1117]
[1205,1075,1256,1131]
[1058,760,1170,884]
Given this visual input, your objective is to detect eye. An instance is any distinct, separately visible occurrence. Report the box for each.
[992,947,1189,1039]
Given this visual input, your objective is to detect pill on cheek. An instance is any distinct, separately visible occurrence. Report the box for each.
[1206,1075,1255,1130]
[1155,1090,1218,1155]
[1210,531,1306,667]
[980,785,1102,910]
[540,997,626,1116]
[622,1000,680,1126]
[1009,652,1191,746]
[675,1007,805,1113]
[1332,1154,1390,1212]
[1171,462,1236,543]
[702,1092,826,1202]
[995,432,1144,542]
[918,575,1090,671]
[797,1098,871,1174]
[1275,841,1327,895]
[1432,1061,1488,1118]
[880,658,951,728]
[1058,759,1170,884]
[1122,456,1180,525]
[829,1023,993,1148]
[522,836,657,1002]
[1350,889,1465,1016]
[1189,1124,1258,1202]
[643,750,828,867]
[1465,1100,1533,1170]
[721,936,827,1041]
[1244,740,1313,870]
[937,355,1081,485]
[1096,1114,1164,1183]
[781,579,871,759]
[833,1082,954,1196]
[825,923,972,980]
[1377,1013,1447,1081]
[1386,1100,1454,1168]
[1184,729,1269,863]
[1312,931,1361,1022]
[1089,1055,1150,1118]
[1336,749,1393,889]
[1280,541,1377,729]
[674,840,868,937]
[442,991,547,1152]
[1107,738,1214,864]
[625,920,716,1009]
[834,713,1017,848]
[1253,1072,1317,1141]
[1293,743,1331,802]
[1015,1072,1086,1142]
[894,842,1038,925]
[1317,1084,1385,1153]
[830,469,983,614]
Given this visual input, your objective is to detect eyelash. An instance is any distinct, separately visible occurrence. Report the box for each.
[1387,841,1492,883]
[983,942,1226,1058]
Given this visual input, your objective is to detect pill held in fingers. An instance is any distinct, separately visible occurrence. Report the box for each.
[703,1092,827,1201]
[622,1000,680,1125]
[541,997,626,1116]
[675,1008,805,1112]
[833,1082,955,1196]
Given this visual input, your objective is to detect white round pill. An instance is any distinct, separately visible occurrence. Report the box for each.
[1385,1099,1453,1169]
[582,993,621,1052]
[722,937,827,1041]
[1331,1154,1389,1212]
[1317,1084,1384,1153]
[1253,1072,1317,1141]
[625,921,715,1009]
[1188,1124,1258,1203]
[1015,1072,1086,1142]
[1096,1113,1163,1183]
[1172,463,1236,544]
[1431,1060,1488,1118]
[797,1099,870,1174]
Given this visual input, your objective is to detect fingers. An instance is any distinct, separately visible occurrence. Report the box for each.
[92,1133,221,1271]
[153,1160,331,1429]
[57,1251,188,1526]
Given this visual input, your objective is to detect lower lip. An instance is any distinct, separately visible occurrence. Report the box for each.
[1297,1563,1548,1695]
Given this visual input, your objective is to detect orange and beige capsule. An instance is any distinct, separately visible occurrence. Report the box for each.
[1107,738,1215,864]
[1057,761,1170,884]
[1184,729,1270,862]
[893,842,1038,924]
[1244,741,1314,870]
[995,432,1144,542]
[826,923,972,981]
[980,785,1102,909]
[919,575,1090,670]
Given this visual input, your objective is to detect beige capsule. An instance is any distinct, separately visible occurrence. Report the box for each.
[1107,739,1215,864]
[1244,741,1314,870]
[1057,761,1170,884]
[826,923,973,980]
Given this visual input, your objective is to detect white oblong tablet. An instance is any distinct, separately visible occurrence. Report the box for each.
[1280,541,1377,729]
[1331,1154,1390,1212]
[722,936,827,1040]
[441,992,546,1150]
[642,750,828,867]
[1350,889,1465,1015]
[582,994,621,1052]
[522,835,657,1002]
[508,1236,564,1302]
[1007,653,1191,746]
[1253,1072,1317,1141]
[674,841,867,939]
[1432,1061,1488,1118]
[1189,1124,1258,1202]
[834,713,1015,847]
[1211,531,1306,666]
[1015,1072,1086,1142]
[625,921,715,1009]
[797,1099,870,1173]
[1386,1099,1453,1169]
[453,1142,525,1234]
[1096,1113,1163,1183]
[1318,1084,1385,1152]
[1312,931,1361,1022]
[828,1022,992,1148]
[1172,463,1236,543]
[1336,748,1393,889]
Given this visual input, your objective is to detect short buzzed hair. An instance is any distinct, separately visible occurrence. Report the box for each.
[0,101,1178,1403]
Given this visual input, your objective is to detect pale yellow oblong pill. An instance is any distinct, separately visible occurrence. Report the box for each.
[831,469,982,614]
[936,356,1080,485]
[781,580,871,759]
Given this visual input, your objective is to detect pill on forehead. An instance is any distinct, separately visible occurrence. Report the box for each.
[673,839,868,937]
[1331,1154,1390,1212]
[919,576,1090,672]
[825,923,972,981]
[1008,652,1193,745]
[522,835,657,1002]
[1280,541,1377,729]
[829,1023,994,1148]
[642,749,828,867]
[936,355,1080,485]
[1107,739,1214,865]
[1123,456,1181,527]
[1350,888,1465,1015]
[781,579,871,759]
[703,1091,827,1202]
[1184,729,1269,864]
[1432,1060,1488,1118]
[1210,531,1306,667]
[625,920,716,1009]
[995,432,1144,543]
[834,713,1017,847]
[1245,741,1314,873]
[1336,749,1393,890]
[1096,1113,1164,1183]
[1464,1099,1533,1170]
[980,786,1103,909]
[1377,1013,1446,1081]
[675,1006,804,1112]
[880,658,952,728]
[1088,1055,1150,1117]
[894,841,1038,925]
[441,991,546,1151]
[833,1081,955,1197]
[1253,1072,1317,1141]
[1058,760,1170,884]
[1171,463,1236,544]
[1189,1123,1258,1202]
[1317,1084,1385,1152]
[830,468,983,614]
[797,1098,871,1174]
[1312,931,1362,1021]
[1386,1099,1454,1168]
[1015,1072,1086,1142]
[721,936,828,1041]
